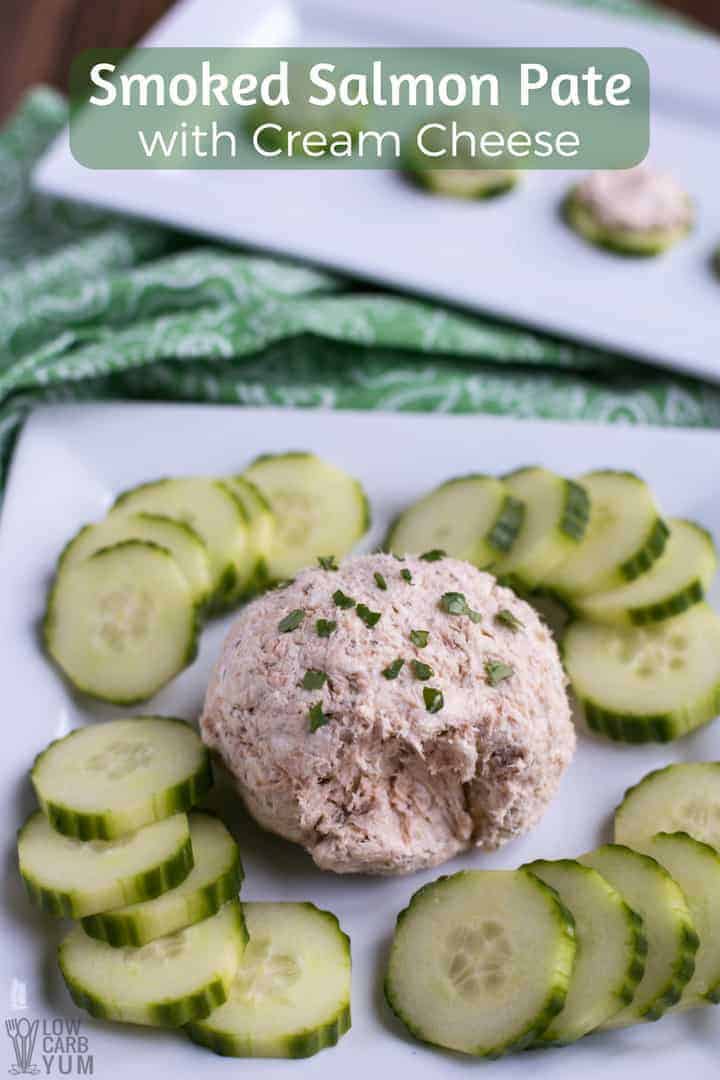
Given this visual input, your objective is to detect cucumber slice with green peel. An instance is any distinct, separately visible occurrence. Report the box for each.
[615,763,720,852]
[187,902,351,1058]
[562,605,720,743]
[543,471,668,597]
[495,468,590,589]
[409,168,519,200]
[565,190,692,256]
[18,811,192,919]
[82,813,242,947]
[580,844,698,1024]
[385,475,524,569]
[44,540,199,705]
[639,833,720,1007]
[111,477,251,606]
[384,869,576,1058]
[526,858,646,1044]
[222,475,276,593]
[32,716,212,841]
[60,512,213,608]
[243,453,369,581]
[60,899,246,1027]
[575,519,717,627]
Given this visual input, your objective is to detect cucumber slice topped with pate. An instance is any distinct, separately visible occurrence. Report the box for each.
[526,858,645,1044]
[44,540,199,705]
[82,813,242,948]
[640,833,720,1008]
[60,513,213,608]
[111,477,251,607]
[18,811,192,919]
[543,471,668,597]
[563,604,720,743]
[187,902,351,1058]
[385,475,524,569]
[495,468,590,589]
[384,869,576,1057]
[31,716,212,841]
[222,475,276,592]
[60,899,246,1027]
[615,763,720,852]
[243,453,369,581]
[580,844,698,1024]
[576,519,717,627]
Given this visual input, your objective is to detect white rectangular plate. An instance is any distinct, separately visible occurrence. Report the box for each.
[2,401,720,1078]
[32,0,720,384]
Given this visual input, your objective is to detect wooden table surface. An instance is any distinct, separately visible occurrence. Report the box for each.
[0,0,717,122]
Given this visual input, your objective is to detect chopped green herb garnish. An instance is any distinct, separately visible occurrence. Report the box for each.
[333,589,356,610]
[309,702,331,732]
[382,658,405,680]
[318,555,339,571]
[421,549,446,562]
[495,609,524,632]
[374,572,388,591]
[273,578,295,591]
[423,687,444,713]
[410,629,429,648]
[468,609,483,624]
[412,660,433,681]
[278,609,305,633]
[485,660,514,687]
[357,603,382,628]
[316,618,337,638]
[400,568,412,583]
[392,554,405,562]
[302,669,327,690]
[440,591,468,615]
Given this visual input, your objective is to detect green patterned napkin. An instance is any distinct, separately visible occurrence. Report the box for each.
[1,8,719,499]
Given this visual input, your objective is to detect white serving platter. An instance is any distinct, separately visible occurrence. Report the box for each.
[2,400,720,1078]
[32,0,720,385]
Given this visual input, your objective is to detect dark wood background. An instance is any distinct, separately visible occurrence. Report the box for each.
[0,0,717,122]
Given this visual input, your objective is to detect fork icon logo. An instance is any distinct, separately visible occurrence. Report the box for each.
[5,1019,39,1075]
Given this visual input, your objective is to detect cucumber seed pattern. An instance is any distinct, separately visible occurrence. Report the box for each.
[445,921,512,999]
[86,739,154,779]
[233,938,301,1004]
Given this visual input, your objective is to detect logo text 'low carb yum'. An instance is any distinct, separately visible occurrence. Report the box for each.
[5,1018,94,1076]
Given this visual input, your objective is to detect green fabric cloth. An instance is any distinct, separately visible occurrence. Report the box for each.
[1,36,719,499]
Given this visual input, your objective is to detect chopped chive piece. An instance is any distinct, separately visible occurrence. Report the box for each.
[421,549,446,562]
[382,658,404,680]
[393,554,405,562]
[302,669,327,690]
[333,589,356,610]
[440,591,468,615]
[468,609,483,624]
[374,572,388,591]
[316,618,337,638]
[357,603,382,628]
[485,660,514,687]
[273,578,295,591]
[309,702,331,732]
[278,609,305,633]
[495,609,524,632]
[318,555,339,571]
[410,629,429,648]
[423,687,444,713]
[412,660,433,681]
[400,568,412,583]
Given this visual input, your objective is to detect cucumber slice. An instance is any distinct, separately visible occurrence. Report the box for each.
[82,813,242,947]
[60,513,213,608]
[385,475,524,569]
[112,477,251,606]
[615,763,720,852]
[44,540,199,705]
[565,189,692,256]
[222,475,276,593]
[18,811,192,919]
[495,468,590,589]
[562,605,720,743]
[60,899,246,1027]
[543,471,668,597]
[384,869,576,1058]
[243,453,369,581]
[580,844,698,1024]
[410,168,518,200]
[526,858,645,1044]
[32,716,212,841]
[575,520,717,627]
[640,833,720,1007]
[187,902,351,1058]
